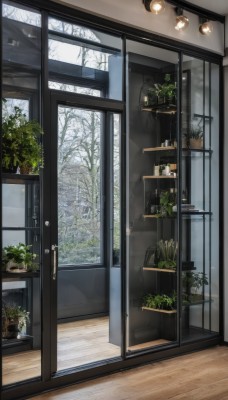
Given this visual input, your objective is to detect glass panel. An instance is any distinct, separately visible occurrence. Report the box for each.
[126,40,179,353]
[2,1,42,386]
[113,114,121,265]
[181,56,220,343]
[48,81,101,97]
[57,108,121,371]
[48,18,123,101]
[3,2,41,26]
[57,106,102,266]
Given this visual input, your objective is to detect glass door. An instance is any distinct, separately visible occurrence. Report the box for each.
[125,40,179,353]
[180,56,220,343]
[50,97,121,373]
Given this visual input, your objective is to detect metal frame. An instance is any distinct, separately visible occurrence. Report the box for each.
[0,0,224,399]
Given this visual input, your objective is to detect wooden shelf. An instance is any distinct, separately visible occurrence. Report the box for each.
[143,214,159,219]
[142,307,177,314]
[143,267,176,273]
[2,173,39,184]
[2,271,40,279]
[142,104,176,115]
[143,175,176,179]
[143,214,176,219]
[143,146,176,152]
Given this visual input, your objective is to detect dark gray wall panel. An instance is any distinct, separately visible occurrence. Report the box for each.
[57,267,108,320]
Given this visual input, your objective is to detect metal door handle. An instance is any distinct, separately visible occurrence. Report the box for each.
[51,244,58,280]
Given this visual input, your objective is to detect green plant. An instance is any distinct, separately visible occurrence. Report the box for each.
[2,243,38,272]
[2,303,30,331]
[159,191,175,217]
[155,239,178,270]
[2,102,43,173]
[189,126,203,139]
[182,272,208,304]
[148,74,176,104]
[182,272,208,293]
[143,292,176,311]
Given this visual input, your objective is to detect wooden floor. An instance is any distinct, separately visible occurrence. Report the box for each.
[2,317,120,386]
[29,346,228,400]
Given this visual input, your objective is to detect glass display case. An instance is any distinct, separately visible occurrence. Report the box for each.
[126,41,220,352]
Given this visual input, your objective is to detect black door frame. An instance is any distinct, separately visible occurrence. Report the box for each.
[45,91,125,375]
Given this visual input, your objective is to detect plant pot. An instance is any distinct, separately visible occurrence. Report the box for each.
[189,138,203,149]
[19,164,33,175]
[2,318,20,339]
[6,260,27,273]
[2,164,18,173]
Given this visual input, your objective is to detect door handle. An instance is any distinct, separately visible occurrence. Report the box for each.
[51,244,58,280]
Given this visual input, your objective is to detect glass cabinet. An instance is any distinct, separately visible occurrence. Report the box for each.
[126,41,220,353]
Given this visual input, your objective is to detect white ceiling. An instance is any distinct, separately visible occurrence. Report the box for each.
[186,0,228,16]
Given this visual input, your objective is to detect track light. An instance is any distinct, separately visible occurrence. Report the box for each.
[143,0,165,15]
[199,18,213,35]
[175,8,189,31]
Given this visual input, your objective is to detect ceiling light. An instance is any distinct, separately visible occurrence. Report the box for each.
[143,0,165,15]
[199,18,213,35]
[175,8,189,32]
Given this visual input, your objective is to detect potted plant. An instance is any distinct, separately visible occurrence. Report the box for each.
[159,190,175,217]
[188,126,203,149]
[2,303,30,339]
[182,271,208,304]
[142,292,176,311]
[155,239,178,270]
[2,242,38,273]
[147,74,176,105]
[2,101,44,174]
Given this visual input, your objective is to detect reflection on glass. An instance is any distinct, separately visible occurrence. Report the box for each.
[48,18,123,101]
[3,3,41,26]
[2,1,41,386]
[49,38,111,71]
[181,56,220,343]
[113,114,121,265]
[48,81,101,97]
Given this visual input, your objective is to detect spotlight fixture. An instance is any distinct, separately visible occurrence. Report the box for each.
[175,8,189,31]
[199,18,213,35]
[143,0,165,15]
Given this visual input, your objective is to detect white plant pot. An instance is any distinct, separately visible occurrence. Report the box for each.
[6,260,27,273]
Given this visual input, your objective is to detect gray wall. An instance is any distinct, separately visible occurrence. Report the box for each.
[57,267,108,320]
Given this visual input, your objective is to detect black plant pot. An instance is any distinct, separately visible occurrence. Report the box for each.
[2,164,18,173]
[2,319,20,339]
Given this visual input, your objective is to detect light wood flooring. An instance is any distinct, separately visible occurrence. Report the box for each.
[2,317,120,386]
[29,346,228,400]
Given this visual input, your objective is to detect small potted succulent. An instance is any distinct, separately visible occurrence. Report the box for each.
[2,101,44,174]
[2,303,30,339]
[188,126,203,149]
[2,243,38,273]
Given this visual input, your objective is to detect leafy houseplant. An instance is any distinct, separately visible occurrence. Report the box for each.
[147,74,176,105]
[2,102,43,174]
[142,292,176,311]
[2,243,38,273]
[155,239,178,270]
[159,191,175,217]
[182,272,208,304]
[184,126,203,149]
[2,303,30,339]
